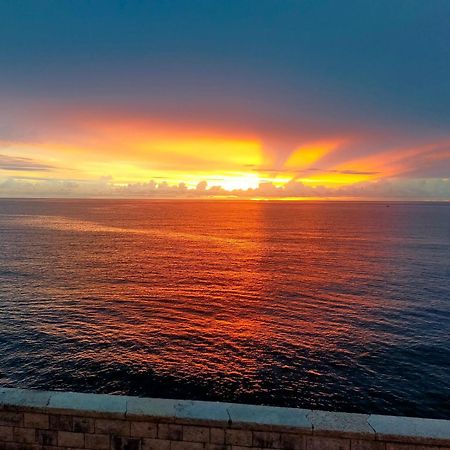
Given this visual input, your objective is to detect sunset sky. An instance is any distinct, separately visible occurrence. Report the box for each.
[1,0,449,199]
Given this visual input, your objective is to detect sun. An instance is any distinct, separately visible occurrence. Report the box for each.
[217,173,261,191]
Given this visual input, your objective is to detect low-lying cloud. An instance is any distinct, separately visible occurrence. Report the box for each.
[1,177,448,200]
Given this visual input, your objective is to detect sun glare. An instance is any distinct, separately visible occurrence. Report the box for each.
[216,173,261,191]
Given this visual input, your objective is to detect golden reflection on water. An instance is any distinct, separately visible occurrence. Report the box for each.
[7,202,391,377]
[1,200,449,416]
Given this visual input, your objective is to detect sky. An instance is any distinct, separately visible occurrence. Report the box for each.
[0,0,449,199]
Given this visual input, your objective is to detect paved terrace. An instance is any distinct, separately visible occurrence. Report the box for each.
[0,388,449,450]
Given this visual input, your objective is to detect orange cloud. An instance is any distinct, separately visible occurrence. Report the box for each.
[1,105,449,197]
[331,140,450,181]
[284,138,346,171]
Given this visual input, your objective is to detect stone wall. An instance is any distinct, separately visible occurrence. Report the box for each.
[0,388,449,450]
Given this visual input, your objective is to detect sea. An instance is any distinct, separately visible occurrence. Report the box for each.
[0,199,449,418]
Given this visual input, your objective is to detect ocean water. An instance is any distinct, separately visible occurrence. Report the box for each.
[0,199,449,418]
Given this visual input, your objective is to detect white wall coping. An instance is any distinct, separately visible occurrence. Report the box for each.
[1,387,449,445]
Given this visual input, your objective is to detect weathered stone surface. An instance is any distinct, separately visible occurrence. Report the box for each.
[368,414,450,445]
[49,414,73,431]
[205,444,230,450]
[23,413,49,429]
[141,437,171,450]
[58,431,84,447]
[171,441,204,450]
[0,426,13,442]
[113,436,141,450]
[417,447,449,450]
[158,423,183,440]
[85,433,111,450]
[12,427,36,444]
[73,416,95,433]
[183,425,210,443]
[130,421,157,438]
[384,444,407,450]
[0,389,52,411]
[308,411,374,438]
[350,440,386,450]
[36,428,58,446]
[227,404,312,432]
[126,398,177,420]
[386,444,443,450]
[225,429,253,446]
[48,391,128,417]
[279,433,306,450]
[0,412,22,427]
[305,436,350,450]
[175,400,231,425]
[210,428,226,444]
[0,444,33,450]
[253,431,281,448]
[95,418,130,436]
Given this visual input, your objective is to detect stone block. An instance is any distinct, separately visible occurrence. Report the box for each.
[85,433,111,450]
[23,412,49,429]
[225,429,253,446]
[0,426,13,441]
[130,421,158,438]
[0,444,27,450]
[305,436,350,450]
[36,428,58,446]
[49,391,128,417]
[58,430,85,447]
[49,414,73,431]
[416,447,447,450]
[350,440,386,450]
[171,441,204,450]
[386,445,442,450]
[227,404,311,433]
[0,412,22,427]
[210,428,226,444]
[73,416,95,433]
[126,398,177,420]
[253,431,281,448]
[230,446,255,450]
[308,411,374,438]
[368,414,450,445]
[183,425,210,443]
[0,388,52,411]
[279,433,305,450]
[385,445,409,450]
[95,418,130,435]
[141,437,171,450]
[12,427,36,444]
[113,436,142,450]
[205,445,229,450]
[158,423,182,440]
[174,401,231,426]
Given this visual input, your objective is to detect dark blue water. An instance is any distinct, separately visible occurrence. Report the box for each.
[0,199,449,418]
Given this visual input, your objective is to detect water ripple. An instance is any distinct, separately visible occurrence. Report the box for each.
[0,199,449,418]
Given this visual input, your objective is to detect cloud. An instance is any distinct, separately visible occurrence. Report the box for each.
[1,177,448,200]
[335,178,450,199]
[254,167,381,176]
[0,154,56,172]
